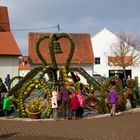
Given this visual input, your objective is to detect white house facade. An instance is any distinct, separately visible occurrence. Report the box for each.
[0,7,21,82]
[91,28,140,84]
[0,56,19,82]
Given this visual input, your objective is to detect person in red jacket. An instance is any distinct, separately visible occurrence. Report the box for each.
[70,93,79,120]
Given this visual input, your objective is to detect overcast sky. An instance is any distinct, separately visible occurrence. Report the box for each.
[1,0,140,55]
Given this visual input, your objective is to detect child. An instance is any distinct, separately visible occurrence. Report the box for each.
[70,93,79,120]
[2,95,14,117]
[51,89,58,120]
[108,86,118,117]
[77,89,84,118]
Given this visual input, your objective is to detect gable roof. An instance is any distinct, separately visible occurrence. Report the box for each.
[0,6,10,31]
[29,33,94,65]
[0,32,21,56]
[92,27,118,39]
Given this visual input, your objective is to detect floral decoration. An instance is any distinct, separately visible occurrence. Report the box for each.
[26,100,42,115]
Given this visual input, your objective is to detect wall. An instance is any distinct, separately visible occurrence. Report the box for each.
[19,69,30,77]
[0,56,19,82]
[91,28,140,84]
[91,28,118,77]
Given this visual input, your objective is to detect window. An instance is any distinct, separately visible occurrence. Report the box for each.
[22,61,27,66]
[108,56,133,66]
[95,57,100,64]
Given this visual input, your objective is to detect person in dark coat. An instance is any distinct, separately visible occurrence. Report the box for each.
[77,89,85,118]
[59,86,70,119]
[5,74,10,90]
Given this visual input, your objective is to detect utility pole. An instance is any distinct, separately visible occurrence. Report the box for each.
[57,24,60,32]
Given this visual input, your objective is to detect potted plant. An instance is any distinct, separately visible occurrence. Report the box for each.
[26,100,42,119]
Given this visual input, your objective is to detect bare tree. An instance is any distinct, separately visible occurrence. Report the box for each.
[110,32,140,80]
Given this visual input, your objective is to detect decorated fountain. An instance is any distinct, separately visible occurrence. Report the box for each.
[0,33,139,119]
[1,33,99,118]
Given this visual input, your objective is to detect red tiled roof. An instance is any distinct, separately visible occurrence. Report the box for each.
[0,32,21,55]
[0,6,10,31]
[108,56,133,66]
[29,33,94,65]
[19,56,30,69]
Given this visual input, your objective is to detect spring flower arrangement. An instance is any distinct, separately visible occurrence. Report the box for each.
[60,66,70,89]
[26,100,42,115]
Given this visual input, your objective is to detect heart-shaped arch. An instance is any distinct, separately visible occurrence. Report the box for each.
[36,33,75,71]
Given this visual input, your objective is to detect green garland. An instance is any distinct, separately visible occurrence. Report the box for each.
[70,67,101,91]
[8,66,43,96]
[103,76,123,95]
[8,76,23,90]
[7,33,83,118]
[85,96,107,114]
[36,34,49,66]
[17,66,54,117]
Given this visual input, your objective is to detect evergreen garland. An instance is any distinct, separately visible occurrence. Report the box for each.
[36,34,49,66]
[8,76,23,90]
[8,66,43,96]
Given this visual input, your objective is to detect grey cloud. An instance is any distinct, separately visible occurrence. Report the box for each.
[1,0,140,55]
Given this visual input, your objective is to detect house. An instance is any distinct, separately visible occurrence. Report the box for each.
[28,32,94,84]
[0,6,10,32]
[91,27,140,83]
[19,56,30,77]
[0,6,21,82]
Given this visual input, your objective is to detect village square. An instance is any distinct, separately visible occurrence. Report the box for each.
[0,2,140,140]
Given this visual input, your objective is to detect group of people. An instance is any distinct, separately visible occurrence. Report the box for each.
[51,86,85,120]
[0,76,14,117]
[0,84,118,119]
[51,85,119,120]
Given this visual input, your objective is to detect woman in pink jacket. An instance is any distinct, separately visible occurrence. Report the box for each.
[77,89,84,118]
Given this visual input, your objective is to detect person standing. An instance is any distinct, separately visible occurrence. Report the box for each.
[59,86,70,119]
[70,93,79,120]
[108,86,118,117]
[77,89,84,118]
[51,89,58,120]
[5,74,10,90]
[0,78,7,98]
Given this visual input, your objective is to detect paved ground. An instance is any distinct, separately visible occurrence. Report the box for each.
[0,108,140,140]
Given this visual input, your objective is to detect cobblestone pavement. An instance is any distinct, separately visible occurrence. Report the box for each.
[0,109,140,140]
